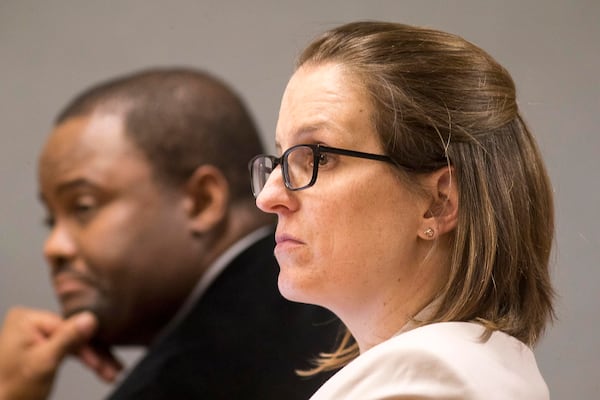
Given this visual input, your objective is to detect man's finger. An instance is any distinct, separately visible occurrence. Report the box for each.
[77,345,123,382]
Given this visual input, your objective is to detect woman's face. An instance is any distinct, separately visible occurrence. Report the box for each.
[256,63,433,319]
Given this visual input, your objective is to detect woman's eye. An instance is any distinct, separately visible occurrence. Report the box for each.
[318,153,329,166]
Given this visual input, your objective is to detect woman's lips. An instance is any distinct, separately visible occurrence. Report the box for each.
[275,233,304,252]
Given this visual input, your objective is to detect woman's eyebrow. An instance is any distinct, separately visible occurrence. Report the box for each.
[275,125,328,153]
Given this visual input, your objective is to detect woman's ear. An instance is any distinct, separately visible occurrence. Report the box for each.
[418,167,459,240]
[182,165,229,235]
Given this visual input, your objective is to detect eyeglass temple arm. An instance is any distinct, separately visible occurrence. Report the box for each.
[317,145,395,163]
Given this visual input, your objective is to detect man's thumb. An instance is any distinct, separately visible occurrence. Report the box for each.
[47,312,98,357]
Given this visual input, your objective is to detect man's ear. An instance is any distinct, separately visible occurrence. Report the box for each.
[182,165,229,235]
[418,167,458,240]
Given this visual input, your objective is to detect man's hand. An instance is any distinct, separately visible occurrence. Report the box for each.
[0,307,122,400]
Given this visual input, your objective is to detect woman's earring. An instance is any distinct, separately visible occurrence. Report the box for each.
[424,228,435,238]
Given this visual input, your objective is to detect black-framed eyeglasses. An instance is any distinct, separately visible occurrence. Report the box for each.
[248,144,397,197]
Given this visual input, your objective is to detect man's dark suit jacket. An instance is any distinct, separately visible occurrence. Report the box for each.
[107,232,340,399]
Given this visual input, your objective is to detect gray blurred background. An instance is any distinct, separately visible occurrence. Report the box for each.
[1,1,598,399]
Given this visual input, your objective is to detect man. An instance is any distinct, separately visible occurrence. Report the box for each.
[0,68,339,399]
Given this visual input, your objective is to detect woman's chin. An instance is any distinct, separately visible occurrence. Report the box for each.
[277,274,314,304]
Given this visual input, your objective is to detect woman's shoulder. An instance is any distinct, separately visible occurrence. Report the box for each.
[310,322,549,400]
[378,321,533,367]
[387,321,517,354]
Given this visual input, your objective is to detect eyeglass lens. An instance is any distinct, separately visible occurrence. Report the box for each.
[250,156,274,197]
[285,145,315,190]
[250,145,316,196]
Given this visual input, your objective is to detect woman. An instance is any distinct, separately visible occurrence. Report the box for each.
[249,21,554,399]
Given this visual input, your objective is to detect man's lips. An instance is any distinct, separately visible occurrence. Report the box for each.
[53,273,94,297]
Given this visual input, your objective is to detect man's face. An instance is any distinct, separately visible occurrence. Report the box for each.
[38,112,200,345]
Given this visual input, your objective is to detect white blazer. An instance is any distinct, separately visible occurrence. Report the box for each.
[310,322,549,399]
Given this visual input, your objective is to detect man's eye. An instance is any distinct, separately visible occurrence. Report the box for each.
[69,196,98,222]
[75,204,93,213]
[73,201,97,216]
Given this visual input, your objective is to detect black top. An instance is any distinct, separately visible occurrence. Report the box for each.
[107,232,340,400]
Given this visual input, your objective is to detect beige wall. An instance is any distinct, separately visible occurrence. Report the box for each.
[1,1,598,398]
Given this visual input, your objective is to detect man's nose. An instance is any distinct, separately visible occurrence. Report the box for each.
[43,223,77,270]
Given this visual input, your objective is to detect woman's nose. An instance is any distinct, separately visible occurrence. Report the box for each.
[255,165,294,214]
